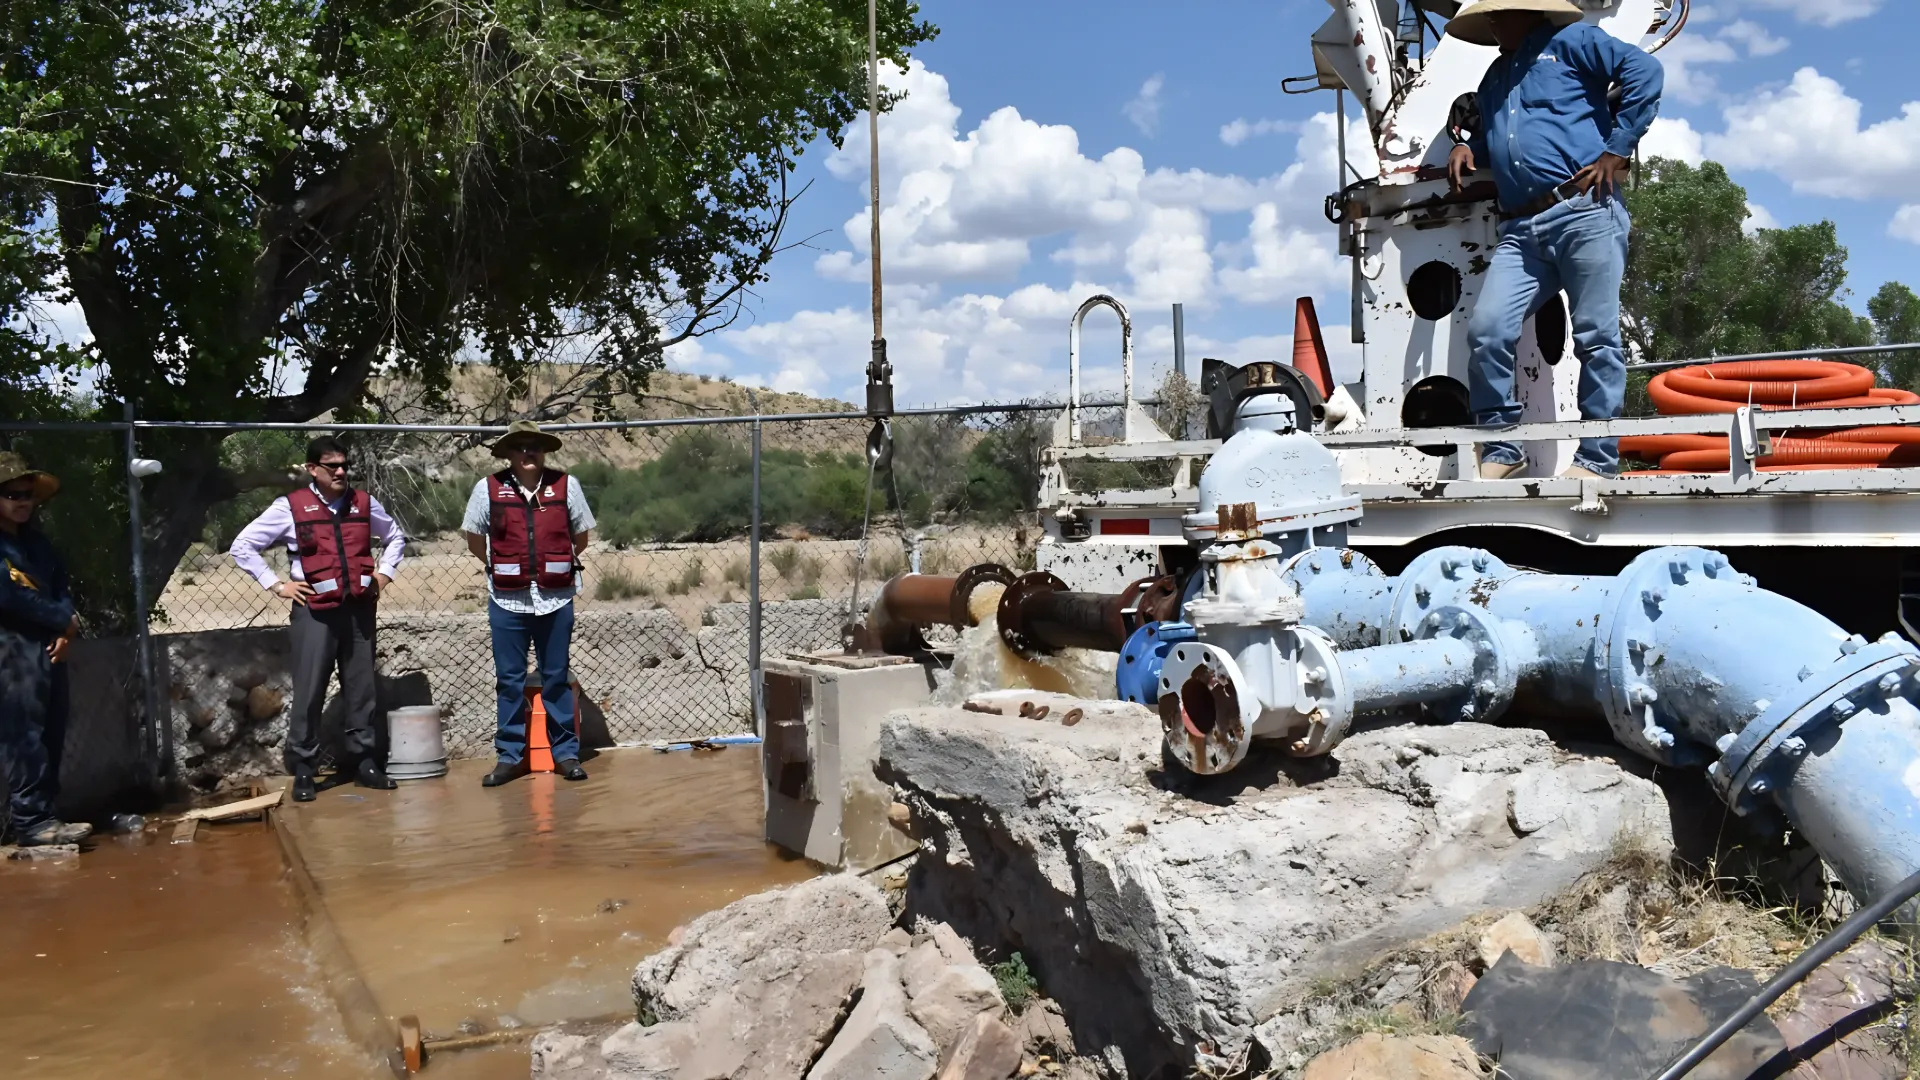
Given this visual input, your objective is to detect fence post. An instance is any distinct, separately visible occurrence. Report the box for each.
[122,400,167,783]
[748,395,764,739]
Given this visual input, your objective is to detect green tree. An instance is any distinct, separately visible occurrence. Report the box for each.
[1869,282,1920,391]
[1623,159,1873,373]
[0,0,934,611]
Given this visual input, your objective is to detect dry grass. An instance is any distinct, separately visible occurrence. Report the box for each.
[1248,831,1890,1079]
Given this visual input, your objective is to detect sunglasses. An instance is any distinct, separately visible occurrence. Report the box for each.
[309,461,352,474]
[0,488,35,502]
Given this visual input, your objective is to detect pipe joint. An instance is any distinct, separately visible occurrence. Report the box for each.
[1712,637,1920,815]
[1407,604,1521,725]
[1595,547,1733,766]
[1386,545,1517,645]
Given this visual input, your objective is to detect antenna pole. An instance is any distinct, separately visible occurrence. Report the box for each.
[865,0,894,417]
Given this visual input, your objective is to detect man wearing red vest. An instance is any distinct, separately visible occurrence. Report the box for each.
[462,421,596,787]
[230,437,407,801]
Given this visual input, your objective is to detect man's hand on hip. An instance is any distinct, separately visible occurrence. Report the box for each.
[1574,153,1631,198]
[372,573,392,597]
[1448,145,1477,194]
[274,580,315,605]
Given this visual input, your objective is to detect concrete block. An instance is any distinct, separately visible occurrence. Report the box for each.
[877,707,1672,1077]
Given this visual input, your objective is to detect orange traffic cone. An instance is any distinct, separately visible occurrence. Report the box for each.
[1292,297,1334,399]
[523,686,582,773]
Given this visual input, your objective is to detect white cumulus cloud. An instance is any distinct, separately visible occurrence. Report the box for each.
[1124,74,1165,137]
[1739,0,1880,26]
[722,62,1367,402]
[1704,68,1920,201]
[1890,205,1920,245]
[1220,117,1294,147]
[1639,116,1705,165]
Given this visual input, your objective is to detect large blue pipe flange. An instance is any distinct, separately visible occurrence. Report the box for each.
[1277,546,1391,649]
[1409,604,1519,724]
[1117,621,1197,705]
[1712,634,1920,814]
[1385,546,1514,645]
[1593,546,1740,766]
[1276,546,1383,591]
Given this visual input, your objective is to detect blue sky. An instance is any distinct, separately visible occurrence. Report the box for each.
[673,0,1920,407]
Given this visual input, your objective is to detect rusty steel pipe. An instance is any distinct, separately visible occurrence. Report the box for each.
[858,564,1016,656]
[996,572,1181,658]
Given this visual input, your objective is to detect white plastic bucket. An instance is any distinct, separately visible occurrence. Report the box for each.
[386,706,449,780]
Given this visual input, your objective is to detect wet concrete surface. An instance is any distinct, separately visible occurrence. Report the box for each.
[281,747,817,1050]
[3,746,813,1078]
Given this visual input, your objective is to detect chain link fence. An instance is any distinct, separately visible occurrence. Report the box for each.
[5,394,1132,798]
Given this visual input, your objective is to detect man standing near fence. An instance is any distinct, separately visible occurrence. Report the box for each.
[230,437,407,802]
[0,454,88,846]
[463,421,595,787]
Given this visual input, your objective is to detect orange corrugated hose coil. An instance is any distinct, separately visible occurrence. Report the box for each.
[1620,360,1920,474]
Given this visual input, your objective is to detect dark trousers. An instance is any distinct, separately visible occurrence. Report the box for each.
[0,627,67,831]
[288,600,378,774]
[489,600,579,764]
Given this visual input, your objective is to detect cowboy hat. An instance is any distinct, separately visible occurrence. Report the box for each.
[1445,0,1583,46]
[0,451,59,502]
[489,420,564,458]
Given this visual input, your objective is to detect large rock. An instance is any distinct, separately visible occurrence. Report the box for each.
[878,705,1673,1078]
[634,873,891,1023]
[908,961,1004,1057]
[529,1021,698,1080]
[806,949,939,1080]
[1302,1033,1484,1080]
[676,947,865,1080]
[935,1012,1024,1080]
[1476,912,1556,970]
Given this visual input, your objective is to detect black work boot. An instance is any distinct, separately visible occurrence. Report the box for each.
[482,759,531,788]
[556,758,588,782]
[356,758,398,791]
[292,772,317,802]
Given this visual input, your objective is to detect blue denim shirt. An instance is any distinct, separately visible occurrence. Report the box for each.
[1466,21,1664,212]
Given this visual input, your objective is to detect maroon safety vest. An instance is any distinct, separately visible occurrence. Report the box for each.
[289,487,377,610]
[487,469,576,590]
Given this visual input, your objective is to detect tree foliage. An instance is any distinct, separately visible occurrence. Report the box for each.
[0,0,934,612]
[1621,158,1875,371]
[1870,282,1920,391]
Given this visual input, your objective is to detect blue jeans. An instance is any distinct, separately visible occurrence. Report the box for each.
[488,601,580,764]
[0,627,67,833]
[1467,191,1631,475]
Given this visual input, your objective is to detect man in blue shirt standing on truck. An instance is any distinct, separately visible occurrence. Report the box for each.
[1445,0,1664,479]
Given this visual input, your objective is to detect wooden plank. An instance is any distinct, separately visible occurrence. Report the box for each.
[181,789,283,822]
[170,819,200,845]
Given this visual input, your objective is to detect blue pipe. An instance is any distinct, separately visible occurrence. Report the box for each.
[1131,541,1920,910]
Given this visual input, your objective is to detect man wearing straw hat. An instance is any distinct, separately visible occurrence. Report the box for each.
[1445,0,1664,480]
[0,453,89,846]
[462,421,596,787]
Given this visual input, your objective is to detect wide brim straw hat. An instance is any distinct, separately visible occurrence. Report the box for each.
[1445,0,1584,46]
[0,451,59,502]
[489,420,565,458]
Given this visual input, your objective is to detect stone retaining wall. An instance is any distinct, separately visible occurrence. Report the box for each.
[147,600,845,792]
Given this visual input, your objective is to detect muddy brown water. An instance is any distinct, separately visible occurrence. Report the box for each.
[2,747,814,1078]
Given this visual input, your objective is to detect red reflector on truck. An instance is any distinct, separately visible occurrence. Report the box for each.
[1099,518,1151,535]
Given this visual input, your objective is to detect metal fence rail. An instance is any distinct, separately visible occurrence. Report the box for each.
[1,397,1076,799]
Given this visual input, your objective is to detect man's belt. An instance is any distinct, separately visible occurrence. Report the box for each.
[1499,177,1587,222]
